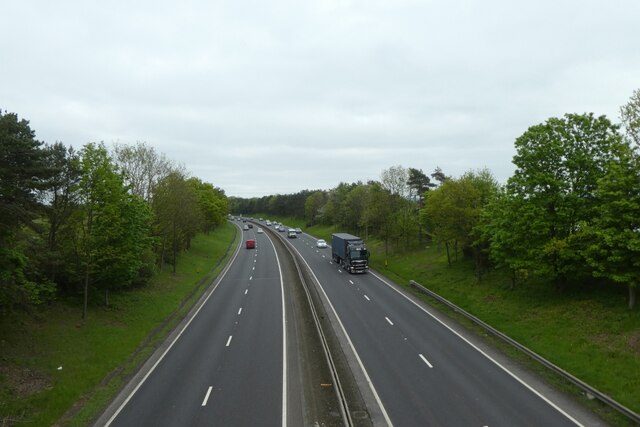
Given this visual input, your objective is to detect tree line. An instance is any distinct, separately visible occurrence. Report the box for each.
[231,89,640,309]
[0,112,228,318]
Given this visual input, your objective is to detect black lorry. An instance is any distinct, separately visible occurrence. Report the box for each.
[331,233,369,273]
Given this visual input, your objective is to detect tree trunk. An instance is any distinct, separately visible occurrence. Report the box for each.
[474,248,482,282]
[629,285,637,310]
[172,223,177,274]
[445,241,451,266]
[82,267,89,320]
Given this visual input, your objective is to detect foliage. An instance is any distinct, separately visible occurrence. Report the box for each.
[153,172,203,273]
[0,111,47,241]
[421,169,498,267]
[498,113,624,287]
[304,191,326,225]
[620,88,640,146]
[112,141,174,202]
[583,143,640,308]
[187,177,228,233]
[0,111,52,310]
[0,110,228,316]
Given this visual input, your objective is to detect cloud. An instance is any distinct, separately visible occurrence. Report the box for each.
[2,0,639,197]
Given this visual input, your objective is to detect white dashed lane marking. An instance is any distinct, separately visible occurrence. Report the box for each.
[201,386,213,406]
[419,353,433,368]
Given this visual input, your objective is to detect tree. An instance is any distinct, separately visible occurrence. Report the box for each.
[583,143,640,309]
[430,166,447,186]
[0,111,47,241]
[73,143,131,318]
[60,142,156,317]
[39,143,81,286]
[153,172,203,273]
[380,165,409,198]
[499,113,624,288]
[112,141,174,202]
[407,168,434,202]
[362,182,393,257]
[479,189,544,288]
[408,167,435,244]
[304,191,326,225]
[0,111,54,310]
[620,88,640,147]
[187,178,228,233]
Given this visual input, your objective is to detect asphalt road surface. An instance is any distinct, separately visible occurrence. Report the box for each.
[103,225,286,427]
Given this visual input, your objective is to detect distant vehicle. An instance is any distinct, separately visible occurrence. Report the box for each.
[332,233,369,273]
[246,239,256,249]
[278,226,286,232]
[243,225,249,231]
[248,223,253,229]
[274,225,280,231]
[316,239,327,248]
[257,228,263,233]
[259,218,264,221]
[295,228,302,234]
[266,221,272,226]
[287,229,297,238]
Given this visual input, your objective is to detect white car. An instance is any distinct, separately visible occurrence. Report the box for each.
[257,228,263,233]
[316,239,327,248]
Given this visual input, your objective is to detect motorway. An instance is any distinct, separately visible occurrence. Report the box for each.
[275,224,592,427]
[97,219,603,426]
[101,225,288,426]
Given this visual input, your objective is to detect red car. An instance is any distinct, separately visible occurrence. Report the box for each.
[246,239,256,249]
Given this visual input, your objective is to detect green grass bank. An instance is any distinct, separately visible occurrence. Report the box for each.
[0,222,239,426]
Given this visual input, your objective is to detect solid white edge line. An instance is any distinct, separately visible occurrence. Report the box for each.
[385,317,394,326]
[201,386,213,406]
[419,353,433,368]
[285,243,394,427]
[226,335,233,347]
[265,233,287,427]
[369,271,584,427]
[104,222,244,426]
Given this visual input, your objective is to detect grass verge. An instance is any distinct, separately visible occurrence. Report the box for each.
[0,222,238,426]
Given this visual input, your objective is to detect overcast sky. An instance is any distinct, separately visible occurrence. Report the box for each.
[2,1,639,197]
